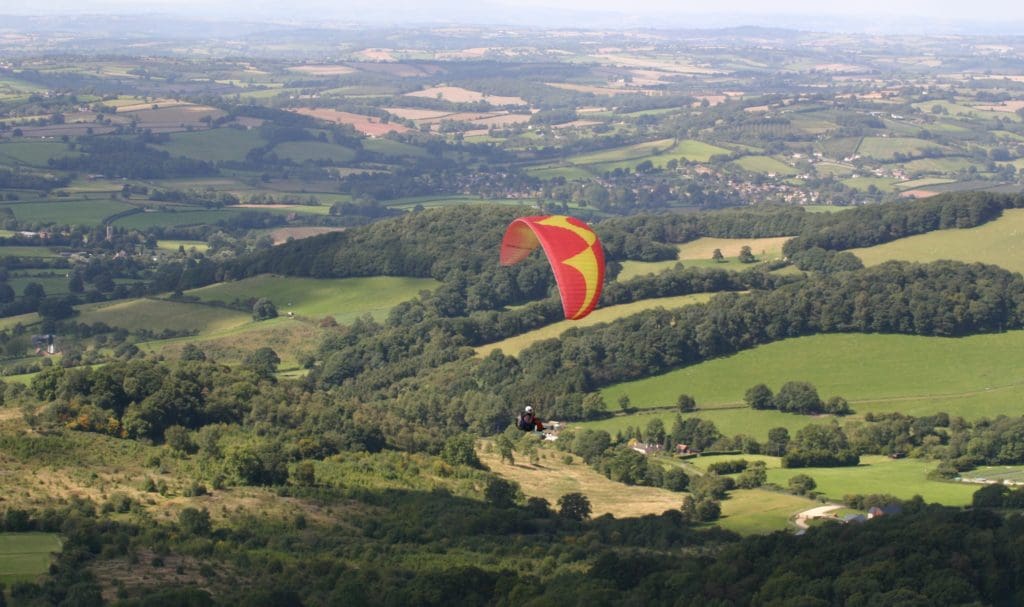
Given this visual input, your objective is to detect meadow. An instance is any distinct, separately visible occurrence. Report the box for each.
[850,208,1024,274]
[855,137,945,160]
[0,199,135,226]
[184,275,439,324]
[565,138,730,171]
[764,456,977,506]
[734,155,798,175]
[0,532,62,584]
[153,128,266,163]
[76,298,251,334]
[476,293,716,357]
[271,141,357,164]
[617,236,790,280]
[157,239,209,252]
[597,331,1024,421]
[0,141,81,167]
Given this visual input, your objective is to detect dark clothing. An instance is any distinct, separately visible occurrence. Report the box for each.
[517,413,544,432]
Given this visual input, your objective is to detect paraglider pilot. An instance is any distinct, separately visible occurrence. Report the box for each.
[517,406,544,432]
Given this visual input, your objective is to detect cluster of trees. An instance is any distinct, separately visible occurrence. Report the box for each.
[49,135,217,179]
[744,382,852,415]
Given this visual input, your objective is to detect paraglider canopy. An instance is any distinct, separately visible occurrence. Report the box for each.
[500,215,605,320]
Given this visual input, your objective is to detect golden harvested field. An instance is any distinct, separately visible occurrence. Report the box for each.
[355,49,397,61]
[289,108,410,136]
[545,82,646,95]
[383,107,453,120]
[973,100,1024,113]
[676,236,792,259]
[287,65,356,75]
[478,442,682,518]
[267,226,346,244]
[404,86,526,105]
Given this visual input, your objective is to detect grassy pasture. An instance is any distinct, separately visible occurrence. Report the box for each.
[598,331,1024,421]
[477,293,715,358]
[113,209,244,229]
[0,246,60,258]
[0,141,82,167]
[525,165,594,181]
[715,489,818,535]
[566,138,729,170]
[0,532,62,584]
[0,199,135,226]
[855,137,945,160]
[578,407,839,443]
[960,466,1024,483]
[840,177,898,192]
[765,456,977,506]
[734,155,798,175]
[902,156,978,174]
[617,236,790,280]
[271,141,357,164]
[76,299,250,335]
[184,275,438,324]
[153,128,265,163]
[850,208,1024,274]
[8,273,71,296]
[812,162,855,177]
[894,177,956,190]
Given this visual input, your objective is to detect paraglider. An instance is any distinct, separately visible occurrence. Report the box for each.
[499,215,605,320]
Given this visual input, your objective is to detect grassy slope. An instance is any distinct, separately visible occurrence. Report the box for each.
[618,236,790,280]
[850,208,1024,274]
[477,293,715,358]
[0,532,62,584]
[184,275,439,323]
[76,299,251,334]
[153,128,266,163]
[0,199,135,226]
[598,331,1024,419]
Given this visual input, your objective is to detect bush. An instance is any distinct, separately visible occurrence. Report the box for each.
[558,493,592,520]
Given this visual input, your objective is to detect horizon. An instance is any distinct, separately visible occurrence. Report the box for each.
[1,0,1024,35]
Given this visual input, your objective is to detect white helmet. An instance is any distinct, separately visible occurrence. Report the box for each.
[525,406,534,414]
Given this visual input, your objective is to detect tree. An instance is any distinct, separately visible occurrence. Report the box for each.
[573,429,611,463]
[765,427,790,457]
[244,347,280,379]
[558,492,591,520]
[738,461,767,488]
[441,433,481,468]
[484,477,518,508]
[745,384,775,410]
[0,283,13,303]
[294,462,316,486]
[711,248,725,263]
[496,434,515,465]
[824,396,852,415]
[23,282,45,299]
[252,298,278,320]
[178,507,212,536]
[645,418,666,445]
[677,393,696,412]
[788,474,817,495]
[164,425,195,454]
[180,344,207,362]
[617,394,631,412]
[68,274,84,293]
[776,381,822,414]
[738,245,756,263]
[662,467,689,491]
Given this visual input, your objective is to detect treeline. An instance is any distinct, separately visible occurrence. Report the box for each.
[49,136,217,179]
[0,168,70,190]
[783,191,1024,255]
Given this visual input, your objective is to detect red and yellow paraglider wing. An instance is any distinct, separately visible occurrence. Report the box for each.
[500,215,605,320]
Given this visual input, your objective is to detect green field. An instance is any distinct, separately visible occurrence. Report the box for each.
[477,293,715,357]
[894,177,956,190]
[850,208,1024,274]
[902,156,978,174]
[8,273,72,296]
[734,155,798,175]
[765,456,977,506]
[76,298,251,334]
[154,128,266,163]
[716,489,818,535]
[525,165,594,181]
[960,466,1024,483]
[185,275,439,323]
[0,246,61,258]
[0,141,82,167]
[856,137,945,160]
[0,199,135,226]
[113,209,244,229]
[272,141,357,164]
[618,236,790,280]
[0,532,62,584]
[840,176,898,192]
[597,331,1024,421]
[565,138,729,171]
